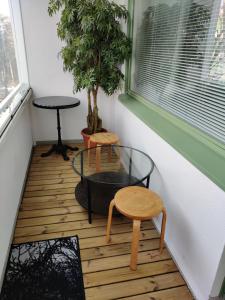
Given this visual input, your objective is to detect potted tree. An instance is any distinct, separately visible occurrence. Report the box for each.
[48,0,131,147]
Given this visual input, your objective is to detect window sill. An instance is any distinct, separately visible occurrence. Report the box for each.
[119,93,225,191]
[0,86,32,139]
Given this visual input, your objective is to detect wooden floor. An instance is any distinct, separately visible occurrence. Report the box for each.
[13,144,193,300]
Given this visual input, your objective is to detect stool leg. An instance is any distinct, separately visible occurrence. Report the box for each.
[87,139,91,166]
[117,140,121,159]
[130,220,141,271]
[108,145,112,162]
[115,140,121,169]
[106,199,115,243]
[159,208,167,253]
[96,145,101,172]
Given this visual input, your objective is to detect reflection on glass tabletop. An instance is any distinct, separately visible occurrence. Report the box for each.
[72,145,154,185]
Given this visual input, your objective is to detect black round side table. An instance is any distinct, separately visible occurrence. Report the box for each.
[33,96,80,161]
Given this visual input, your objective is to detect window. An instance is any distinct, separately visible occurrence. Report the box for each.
[0,0,29,135]
[0,1,19,102]
[129,0,225,144]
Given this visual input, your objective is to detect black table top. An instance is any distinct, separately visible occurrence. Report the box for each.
[33,96,80,110]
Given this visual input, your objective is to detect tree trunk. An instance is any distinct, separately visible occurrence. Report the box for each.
[87,89,93,133]
[92,88,102,134]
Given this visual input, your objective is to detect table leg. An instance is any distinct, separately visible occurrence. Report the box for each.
[56,108,62,146]
[41,109,78,160]
[146,175,150,188]
[41,145,56,157]
[128,148,133,184]
[87,181,92,224]
[66,145,79,151]
[55,109,69,161]
[61,147,69,161]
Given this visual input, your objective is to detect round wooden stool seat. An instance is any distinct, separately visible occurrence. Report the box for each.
[106,186,167,271]
[88,132,120,172]
[114,186,164,220]
[90,132,119,145]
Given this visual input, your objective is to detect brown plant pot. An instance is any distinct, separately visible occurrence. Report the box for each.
[81,128,107,148]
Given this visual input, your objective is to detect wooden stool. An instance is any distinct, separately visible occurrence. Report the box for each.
[106,186,167,270]
[88,132,120,171]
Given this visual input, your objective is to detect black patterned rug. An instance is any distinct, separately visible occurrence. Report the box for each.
[0,236,85,300]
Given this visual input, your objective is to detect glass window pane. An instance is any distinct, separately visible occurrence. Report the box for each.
[130,0,225,144]
[0,0,19,102]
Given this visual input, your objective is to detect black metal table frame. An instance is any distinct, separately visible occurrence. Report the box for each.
[73,145,155,224]
[33,98,80,161]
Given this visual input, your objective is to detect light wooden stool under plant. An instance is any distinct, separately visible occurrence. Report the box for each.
[106,186,167,271]
[88,132,120,171]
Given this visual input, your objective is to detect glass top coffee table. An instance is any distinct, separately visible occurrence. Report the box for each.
[72,145,154,223]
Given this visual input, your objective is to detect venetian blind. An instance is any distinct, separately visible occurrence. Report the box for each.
[130,0,225,143]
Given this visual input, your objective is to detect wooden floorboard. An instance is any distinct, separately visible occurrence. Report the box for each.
[85,273,187,300]
[13,144,193,300]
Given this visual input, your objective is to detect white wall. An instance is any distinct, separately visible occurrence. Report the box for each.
[99,96,225,300]
[20,0,87,142]
[0,101,33,286]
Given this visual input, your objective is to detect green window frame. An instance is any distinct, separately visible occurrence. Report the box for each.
[119,0,225,191]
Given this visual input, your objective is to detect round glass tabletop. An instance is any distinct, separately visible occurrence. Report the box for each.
[72,145,154,186]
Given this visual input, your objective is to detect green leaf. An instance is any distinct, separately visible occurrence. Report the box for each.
[48,0,132,133]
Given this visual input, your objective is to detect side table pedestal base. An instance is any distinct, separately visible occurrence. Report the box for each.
[41,144,78,161]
